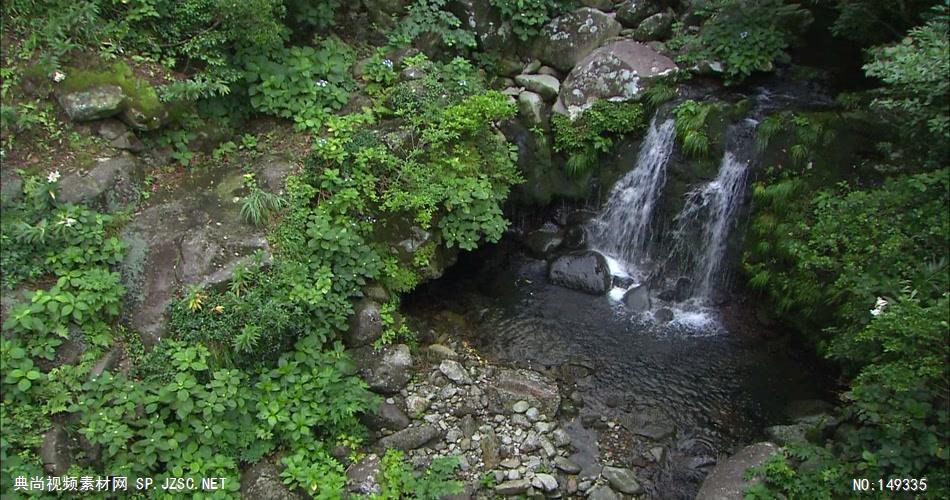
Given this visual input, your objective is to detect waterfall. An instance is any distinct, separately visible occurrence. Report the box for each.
[590,116,675,275]
[673,152,751,301]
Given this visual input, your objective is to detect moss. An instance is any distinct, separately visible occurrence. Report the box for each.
[58,62,164,122]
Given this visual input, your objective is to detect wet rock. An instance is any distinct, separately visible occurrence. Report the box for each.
[622,284,651,312]
[425,343,458,362]
[654,307,674,323]
[587,484,621,500]
[533,473,558,492]
[57,85,126,121]
[555,456,581,474]
[349,344,413,394]
[696,442,780,500]
[375,425,441,451]
[557,40,677,119]
[41,425,72,476]
[548,251,612,295]
[616,0,659,28]
[488,368,561,417]
[345,299,383,347]
[241,458,302,500]
[561,224,588,250]
[766,424,810,446]
[347,454,382,494]
[675,277,692,302]
[524,228,563,258]
[602,466,643,494]
[515,74,560,102]
[495,478,531,496]
[532,8,622,72]
[360,401,410,432]
[59,154,142,211]
[439,359,471,385]
[633,11,675,41]
[517,91,548,129]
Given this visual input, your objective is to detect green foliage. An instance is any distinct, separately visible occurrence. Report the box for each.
[669,0,812,82]
[389,0,476,50]
[374,449,463,499]
[552,100,647,174]
[240,173,287,226]
[756,111,837,166]
[825,0,938,44]
[673,99,713,157]
[489,0,564,41]
[59,62,163,120]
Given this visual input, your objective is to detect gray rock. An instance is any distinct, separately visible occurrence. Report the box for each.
[439,359,471,385]
[588,484,621,500]
[654,307,674,323]
[345,299,383,347]
[460,414,477,438]
[0,169,23,207]
[406,395,430,416]
[765,423,810,446]
[57,85,126,121]
[241,459,302,500]
[558,40,677,119]
[110,131,145,153]
[425,343,459,361]
[488,368,561,417]
[449,0,512,51]
[346,454,382,494]
[89,347,125,380]
[633,11,674,41]
[59,154,142,211]
[532,8,623,72]
[494,478,531,495]
[517,91,548,129]
[561,224,589,250]
[581,0,614,10]
[349,344,413,394]
[696,442,780,500]
[524,59,542,74]
[533,473,558,491]
[524,228,563,257]
[120,104,166,131]
[360,402,410,432]
[602,466,643,494]
[513,400,530,413]
[375,425,441,451]
[537,65,561,78]
[525,407,541,421]
[552,428,572,447]
[256,154,296,193]
[514,74,560,102]
[97,119,128,140]
[616,0,660,28]
[554,456,581,474]
[480,429,501,468]
[548,251,612,295]
[622,284,651,312]
[41,425,72,476]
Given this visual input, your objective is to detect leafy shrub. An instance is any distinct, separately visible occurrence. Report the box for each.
[552,100,647,174]
[489,0,564,41]
[375,449,462,499]
[389,0,476,50]
[672,99,713,157]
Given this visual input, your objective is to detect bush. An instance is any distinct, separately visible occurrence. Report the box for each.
[552,100,647,175]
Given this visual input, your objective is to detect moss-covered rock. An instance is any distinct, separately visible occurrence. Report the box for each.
[57,62,166,130]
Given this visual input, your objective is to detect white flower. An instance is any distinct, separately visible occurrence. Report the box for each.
[316,79,328,87]
[51,71,66,82]
[382,59,393,68]
[740,31,749,39]
[870,297,888,317]
[459,80,467,87]
[47,171,61,183]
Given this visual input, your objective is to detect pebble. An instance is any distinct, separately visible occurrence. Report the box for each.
[525,407,541,421]
[555,456,582,474]
[552,428,571,447]
[500,458,520,469]
[533,473,558,492]
[512,401,530,413]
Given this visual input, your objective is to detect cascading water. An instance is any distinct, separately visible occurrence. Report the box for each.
[589,115,675,277]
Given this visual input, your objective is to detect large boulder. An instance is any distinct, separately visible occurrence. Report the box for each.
[532,8,622,72]
[448,0,512,51]
[622,284,651,312]
[557,40,677,119]
[41,425,72,476]
[695,442,779,500]
[57,85,127,121]
[517,91,548,129]
[59,154,142,211]
[347,454,382,494]
[349,344,413,395]
[488,368,561,417]
[241,459,302,500]
[615,0,660,28]
[345,299,384,348]
[360,401,411,432]
[633,11,674,41]
[548,251,612,295]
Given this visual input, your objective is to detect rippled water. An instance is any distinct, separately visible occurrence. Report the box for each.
[407,249,829,499]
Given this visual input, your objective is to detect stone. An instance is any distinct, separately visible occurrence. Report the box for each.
[349,344,413,394]
[494,478,531,495]
[256,154,296,193]
[654,307,674,323]
[375,425,441,451]
[533,473,559,492]
[59,154,142,211]
[425,343,458,361]
[480,429,501,468]
[0,169,23,207]
[674,276,692,302]
[785,399,836,421]
[616,0,660,28]
[587,484,621,500]
[581,0,614,10]
[561,224,588,250]
[548,251,612,295]
[406,395,429,416]
[514,74,561,102]
[765,424,810,446]
[532,8,622,72]
[558,40,677,119]
[89,347,125,380]
[110,131,145,153]
[346,454,382,494]
[448,0,512,51]
[242,458,303,500]
[500,457,521,469]
[552,428,571,447]
[345,299,383,347]
[120,104,165,131]
[537,65,561,78]
[622,284,651,312]
[97,119,128,140]
[517,91,548,129]
[513,401,530,413]
[554,456,581,474]
[488,368,561,417]
[525,407,541,421]
[602,466,643,494]
[360,402,410,432]
[633,11,674,41]
[439,359,472,385]
[523,228,563,258]
[57,85,127,121]
[41,425,72,476]
[524,59,542,74]
[650,446,666,462]
[696,442,780,500]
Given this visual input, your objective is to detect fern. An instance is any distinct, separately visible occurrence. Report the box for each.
[673,100,714,158]
[565,146,597,176]
[644,82,676,108]
[241,188,286,226]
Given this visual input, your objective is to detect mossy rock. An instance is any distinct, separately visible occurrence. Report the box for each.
[58,62,166,130]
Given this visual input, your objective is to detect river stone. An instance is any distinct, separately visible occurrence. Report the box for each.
[375,425,441,451]
[622,284,651,312]
[524,228,563,258]
[558,40,677,119]
[59,154,142,211]
[548,251,612,295]
[602,466,643,494]
[654,307,674,323]
[57,85,127,121]
[696,442,779,500]
[588,484,621,500]
[533,473,559,492]
[345,299,383,347]
[633,10,674,41]
[346,454,382,494]
[555,456,581,474]
[241,458,302,500]
[488,368,561,417]
[517,91,548,129]
[515,74,560,102]
[439,359,472,385]
[41,425,72,476]
[349,344,413,394]
[360,401,410,432]
[616,0,660,28]
[532,8,622,72]
[495,478,531,495]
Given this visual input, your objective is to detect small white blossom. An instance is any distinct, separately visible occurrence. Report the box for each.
[382,59,393,68]
[459,80,467,87]
[47,171,61,183]
[51,71,66,82]
[57,216,77,227]
[316,79,328,87]
[740,31,749,39]
[870,297,888,317]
